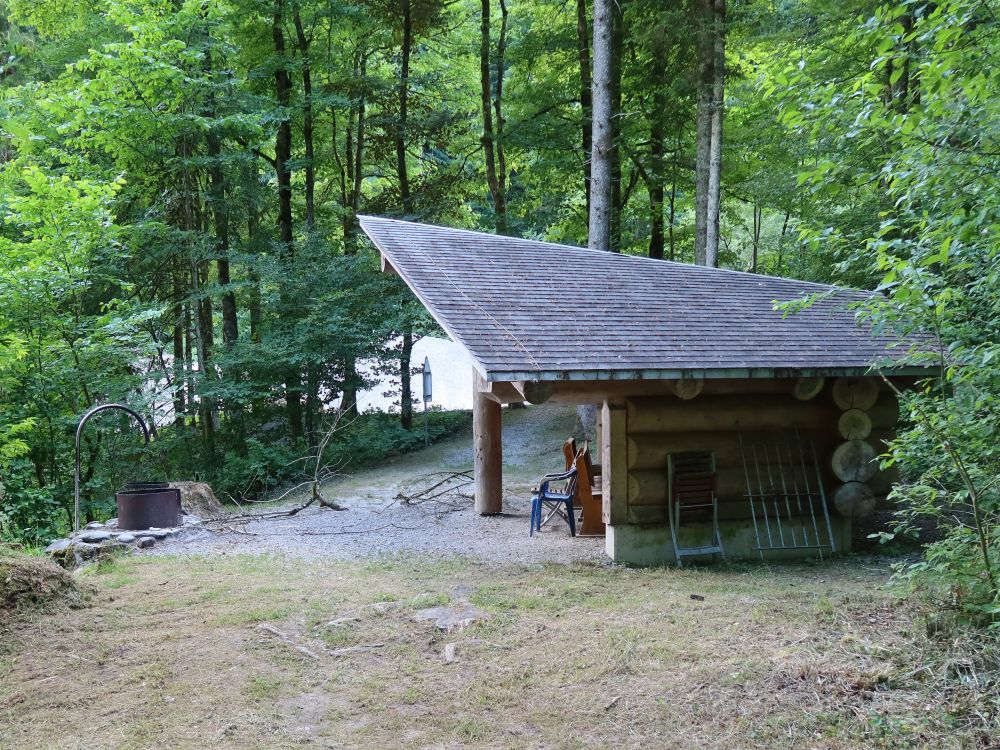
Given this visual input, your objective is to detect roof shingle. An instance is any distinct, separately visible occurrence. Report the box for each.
[359,216,924,382]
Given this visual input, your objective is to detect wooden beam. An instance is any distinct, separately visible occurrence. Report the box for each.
[540,377,801,405]
[626,395,837,433]
[473,371,503,514]
[484,380,524,405]
[380,253,398,275]
[600,400,628,526]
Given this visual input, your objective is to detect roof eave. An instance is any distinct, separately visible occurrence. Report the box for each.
[483,365,933,383]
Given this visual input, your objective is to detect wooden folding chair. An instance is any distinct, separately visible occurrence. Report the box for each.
[667,452,724,567]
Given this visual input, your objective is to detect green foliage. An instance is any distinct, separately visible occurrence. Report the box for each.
[770,0,999,622]
[0,461,64,547]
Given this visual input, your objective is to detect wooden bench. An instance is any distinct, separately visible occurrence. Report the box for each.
[563,437,605,537]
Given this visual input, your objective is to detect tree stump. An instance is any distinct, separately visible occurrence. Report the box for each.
[837,409,873,440]
[832,377,879,411]
[833,481,876,518]
[831,440,877,482]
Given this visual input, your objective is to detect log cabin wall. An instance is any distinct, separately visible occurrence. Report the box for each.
[604,377,900,564]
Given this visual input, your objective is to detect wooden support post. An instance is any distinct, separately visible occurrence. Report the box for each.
[473,371,503,514]
[601,400,628,526]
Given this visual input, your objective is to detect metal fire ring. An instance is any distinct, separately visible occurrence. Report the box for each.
[74,404,152,533]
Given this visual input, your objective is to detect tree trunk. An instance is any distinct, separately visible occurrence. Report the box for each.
[184,299,195,420]
[247,208,263,346]
[400,327,413,429]
[693,0,713,266]
[305,365,319,449]
[340,51,368,248]
[647,44,667,260]
[576,0,592,216]
[751,202,761,272]
[293,11,316,231]
[396,0,412,214]
[273,0,303,438]
[494,0,509,235]
[480,0,508,234]
[172,260,187,426]
[608,0,624,252]
[588,0,613,251]
[203,49,238,348]
[668,145,678,260]
[703,0,725,268]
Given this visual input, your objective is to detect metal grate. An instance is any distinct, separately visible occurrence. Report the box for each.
[738,432,836,560]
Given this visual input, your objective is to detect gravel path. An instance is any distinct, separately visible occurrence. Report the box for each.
[153,405,609,565]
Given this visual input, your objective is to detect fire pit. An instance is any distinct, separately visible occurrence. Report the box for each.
[116,482,182,531]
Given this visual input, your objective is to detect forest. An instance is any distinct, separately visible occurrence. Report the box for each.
[0,0,997,616]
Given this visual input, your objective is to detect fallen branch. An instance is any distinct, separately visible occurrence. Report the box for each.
[392,470,474,519]
[329,643,385,656]
[257,624,320,660]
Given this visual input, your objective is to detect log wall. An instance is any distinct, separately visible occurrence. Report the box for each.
[619,378,899,528]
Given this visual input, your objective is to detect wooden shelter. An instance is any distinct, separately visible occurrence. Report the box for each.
[360,216,931,564]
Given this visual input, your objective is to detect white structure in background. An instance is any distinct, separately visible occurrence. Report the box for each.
[351,335,474,413]
[145,335,474,423]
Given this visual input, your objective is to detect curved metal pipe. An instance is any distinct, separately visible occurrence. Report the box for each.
[74,404,152,533]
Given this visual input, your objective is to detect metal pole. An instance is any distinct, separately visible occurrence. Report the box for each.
[75,404,151,533]
[424,397,429,448]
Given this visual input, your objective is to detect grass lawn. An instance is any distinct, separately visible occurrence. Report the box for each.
[0,554,996,750]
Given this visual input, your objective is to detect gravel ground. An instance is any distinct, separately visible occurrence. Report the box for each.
[153,405,609,565]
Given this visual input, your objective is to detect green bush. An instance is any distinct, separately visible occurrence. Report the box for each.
[0,461,66,547]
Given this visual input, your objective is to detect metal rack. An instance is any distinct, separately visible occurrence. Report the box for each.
[738,432,836,560]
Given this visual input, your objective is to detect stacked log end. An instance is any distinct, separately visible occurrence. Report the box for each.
[829,377,891,518]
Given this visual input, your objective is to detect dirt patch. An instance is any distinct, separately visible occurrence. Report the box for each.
[0,547,83,621]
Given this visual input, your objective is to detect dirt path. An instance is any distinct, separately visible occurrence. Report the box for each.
[154,404,607,564]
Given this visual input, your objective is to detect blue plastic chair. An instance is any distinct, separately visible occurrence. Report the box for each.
[529,466,579,537]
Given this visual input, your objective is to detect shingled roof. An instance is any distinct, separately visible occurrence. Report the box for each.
[359,216,925,383]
